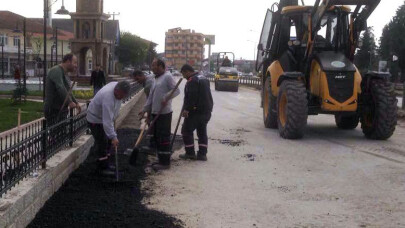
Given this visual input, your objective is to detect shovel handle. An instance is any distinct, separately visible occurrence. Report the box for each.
[57,80,76,118]
[133,78,183,149]
[134,120,148,147]
[115,146,119,182]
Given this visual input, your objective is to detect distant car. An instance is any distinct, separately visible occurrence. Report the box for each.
[248,72,254,77]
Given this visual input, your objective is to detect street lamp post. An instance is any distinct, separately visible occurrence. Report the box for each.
[55,27,58,64]
[247,40,257,72]
[42,0,70,100]
[43,0,48,100]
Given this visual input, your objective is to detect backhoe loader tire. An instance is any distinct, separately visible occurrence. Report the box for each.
[263,77,278,128]
[335,114,359,130]
[277,80,308,139]
[360,80,397,140]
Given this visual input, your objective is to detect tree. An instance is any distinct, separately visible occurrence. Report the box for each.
[144,43,157,70]
[354,27,377,73]
[115,32,149,67]
[379,1,405,81]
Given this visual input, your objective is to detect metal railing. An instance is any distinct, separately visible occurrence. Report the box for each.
[205,74,262,88]
[0,83,142,197]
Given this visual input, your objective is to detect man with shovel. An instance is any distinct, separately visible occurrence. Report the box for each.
[87,80,131,175]
[44,53,81,122]
[179,64,213,161]
[139,58,180,170]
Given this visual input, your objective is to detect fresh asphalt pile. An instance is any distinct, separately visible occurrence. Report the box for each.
[28,128,183,228]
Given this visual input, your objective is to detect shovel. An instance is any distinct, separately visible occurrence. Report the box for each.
[170,108,184,153]
[129,78,183,166]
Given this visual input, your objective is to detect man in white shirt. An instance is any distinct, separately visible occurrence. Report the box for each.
[87,80,131,175]
[139,58,180,170]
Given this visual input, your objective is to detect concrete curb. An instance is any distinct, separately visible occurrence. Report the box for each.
[0,89,145,228]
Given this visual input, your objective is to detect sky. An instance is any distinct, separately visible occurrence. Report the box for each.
[1,0,403,60]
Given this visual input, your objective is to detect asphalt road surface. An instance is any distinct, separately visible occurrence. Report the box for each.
[131,81,405,228]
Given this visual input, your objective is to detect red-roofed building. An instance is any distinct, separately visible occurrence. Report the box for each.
[0,11,74,77]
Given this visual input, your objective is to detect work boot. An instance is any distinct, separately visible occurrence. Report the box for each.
[179,153,196,160]
[180,146,196,160]
[155,151,171,171]
[152,163,170,171]
[196,152,207,161]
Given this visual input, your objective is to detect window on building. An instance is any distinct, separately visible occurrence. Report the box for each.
[0,35,8,46]
[13,37,20,47]
[88,59,93,71]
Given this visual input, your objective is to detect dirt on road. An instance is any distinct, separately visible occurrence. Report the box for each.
[139,83,405,228]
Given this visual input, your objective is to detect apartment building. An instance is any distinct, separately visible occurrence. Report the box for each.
[165,27,205,70]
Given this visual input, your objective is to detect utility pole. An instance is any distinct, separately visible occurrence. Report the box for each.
[108,12,120,21]
[23,18,26,91]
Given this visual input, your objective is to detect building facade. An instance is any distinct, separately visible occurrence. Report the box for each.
[165,27,205,70]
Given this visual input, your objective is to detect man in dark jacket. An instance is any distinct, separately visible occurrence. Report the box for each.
[179,64,213,161]
[90,64,106,95]
[44,53,80,122]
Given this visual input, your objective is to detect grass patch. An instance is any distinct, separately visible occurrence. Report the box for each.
[0,99,44,132]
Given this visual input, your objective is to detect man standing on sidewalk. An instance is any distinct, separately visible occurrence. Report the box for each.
[90,64,106,96]
[44,53,80,122]
[139,59,180,170]
[179,64,213,161]
[87,80,131,175]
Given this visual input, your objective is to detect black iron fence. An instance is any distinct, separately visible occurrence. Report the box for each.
[205,74,262,88]
[0,106,87,197]
[0,83,142,197]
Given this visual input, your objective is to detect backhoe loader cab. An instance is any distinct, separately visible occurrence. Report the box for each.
[257,0,397,139]
[215,52,239,92]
